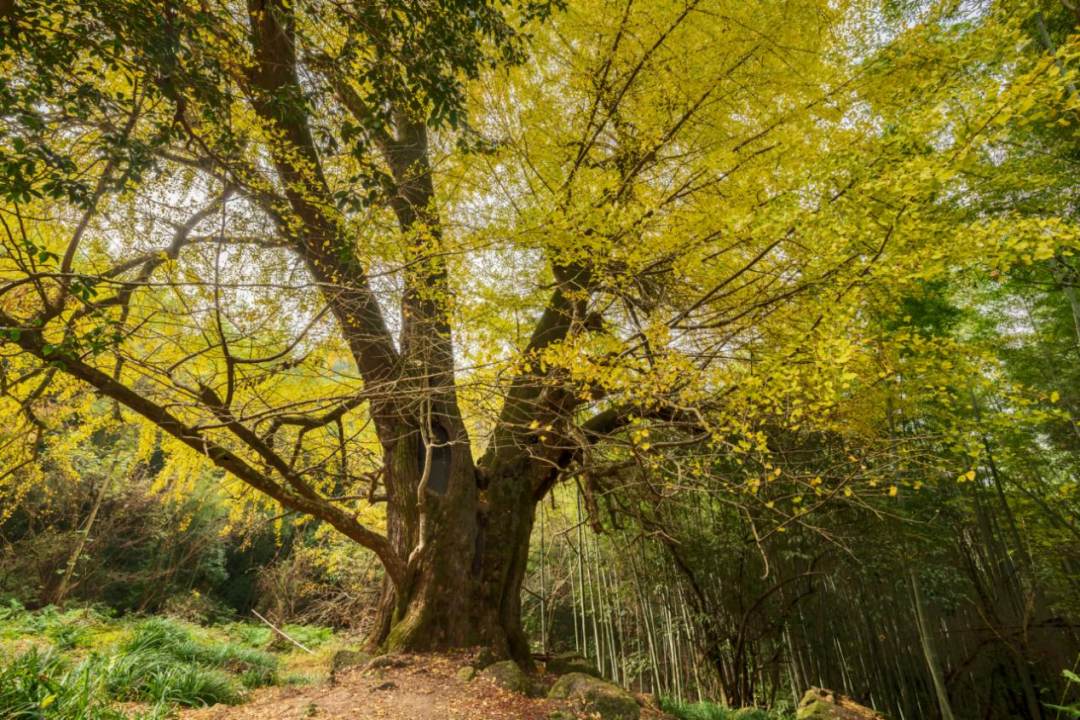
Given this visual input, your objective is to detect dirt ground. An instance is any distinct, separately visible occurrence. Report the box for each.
[181,653,673,720]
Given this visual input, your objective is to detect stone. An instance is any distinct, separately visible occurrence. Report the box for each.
[364,654,410,671]
[545,651,602,678]
[330,649,373,673]
[548,672,639,720]
[455,666,477,682]
[370,681,396,692]
[329,649,374,684]
[796,687,885,720]
[480,660,534,696]
[474,646,497,670]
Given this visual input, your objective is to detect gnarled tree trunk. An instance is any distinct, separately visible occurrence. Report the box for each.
[365,423,544,663]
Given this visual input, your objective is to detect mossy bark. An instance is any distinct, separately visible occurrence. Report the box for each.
[365,419,540,666]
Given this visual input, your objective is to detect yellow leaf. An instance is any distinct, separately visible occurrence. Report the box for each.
[1051,391,1060,403]
[888,486,898,497]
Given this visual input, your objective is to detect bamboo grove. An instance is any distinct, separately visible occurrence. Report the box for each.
[3,0,1080,717]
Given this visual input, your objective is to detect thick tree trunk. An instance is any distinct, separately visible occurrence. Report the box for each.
[376,500,536,663]
[363,419,540,664]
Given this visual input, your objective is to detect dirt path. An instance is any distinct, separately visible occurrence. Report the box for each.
[181,653,670,720]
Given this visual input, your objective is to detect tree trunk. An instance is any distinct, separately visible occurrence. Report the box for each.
[52,469,113,607]
[364,426,540,665]
[909,568,956,720]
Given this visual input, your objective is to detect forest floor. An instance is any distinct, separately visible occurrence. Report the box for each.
[180,652,673,720]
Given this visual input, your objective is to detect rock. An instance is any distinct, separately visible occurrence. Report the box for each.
[363,654,410,671]
[480,660,533,696]
[370,681,397,692]
[474,646,497,670]
[796,687,885,720]
[548,672,639,720]
[330,649,373,673]
[545,651,602,678]
[455,666,477,682]
[329,649,374,683]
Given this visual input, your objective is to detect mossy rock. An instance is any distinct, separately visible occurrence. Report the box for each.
[796,687,884,720]
[330,649,373,674]
[364,653,410,671]
[455,666,477,682]
[548,672,639,720]
[545,651,602,679]
[480,660,533,696]
[474,646,497,670]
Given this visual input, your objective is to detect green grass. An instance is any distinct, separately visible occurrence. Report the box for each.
[0,605,338,719]
[216,621,333,651]
[279,672,321,686]
[121,617,278,689]
[0,646,132,720]
[658,697,790,720]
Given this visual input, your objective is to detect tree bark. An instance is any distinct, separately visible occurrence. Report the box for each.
[365,449,539,664]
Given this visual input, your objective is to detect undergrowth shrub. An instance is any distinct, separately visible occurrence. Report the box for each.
[137,664,238,707]
[658,698,789,720]
[0,607,339,717]
[2,646,240,717]
[123,618,277,688]
[0,614,295,717]
[0,647,129,720]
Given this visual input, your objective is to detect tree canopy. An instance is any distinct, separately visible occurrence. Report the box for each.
[3,0,1080,668]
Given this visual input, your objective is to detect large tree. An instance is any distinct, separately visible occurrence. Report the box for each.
[2,0,1077,661]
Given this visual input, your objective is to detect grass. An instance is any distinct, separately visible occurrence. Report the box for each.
[0,602,341,719]
[658,697,791,720]
[0,646,133,720]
